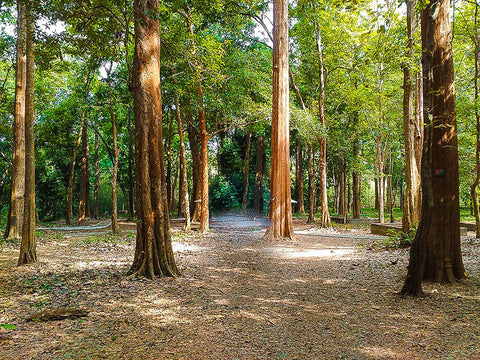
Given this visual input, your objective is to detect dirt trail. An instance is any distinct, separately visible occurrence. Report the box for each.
[0,213,479,359]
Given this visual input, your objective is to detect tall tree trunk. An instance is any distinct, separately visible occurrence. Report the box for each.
[93,131,99,219]
[78,114,89,224]
[374,178,379,210]
[265,0,293,240]
[173,79,191,231]
[242,126,253,211]
[471,4,480,239]
[352,113,361,219]
[184,8,209,233]
[338,155,346,219]
[387,153,394,223]
[109,96,119,234]
[127,107,134,219]
[66,113,84,225]
[166,115,173,207]
[130,0,179,279]
[187,117,201,222]
[401,0,466,295]
[295,143,305,213]
[315,26,331,228]
[254,135,265,215]
[403,0,422,232]
[6,0,26,241]
[18,2,35,265]
[307,145,316,224]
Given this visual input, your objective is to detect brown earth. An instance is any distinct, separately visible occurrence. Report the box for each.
[0,214,479,359]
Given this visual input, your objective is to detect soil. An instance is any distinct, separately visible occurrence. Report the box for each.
[1,213,479,359]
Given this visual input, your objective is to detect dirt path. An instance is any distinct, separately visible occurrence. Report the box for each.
[1,213,479,359]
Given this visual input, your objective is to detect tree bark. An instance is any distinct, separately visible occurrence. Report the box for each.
[471,4,480,239]
[66,113,84,225]
[187,117,201,221]
[166,115,173,207]
[254,135,265,215]
[337,155,346,220]
[93,131,99,219]
[18,2,36,265]
[307,145,316,224]
[173,77,191,231]
[352,113,361,219]
[242,125,253,211]
[130,0,179,279]
[402,0,422,232]
[265,0,293,240]
[401,0,466,295]
[127,107,134,219]
[295,143,305,213]
[78,112,90,224]
[387,153,394,223]
[109,96,119,234]
[6,0,26,241]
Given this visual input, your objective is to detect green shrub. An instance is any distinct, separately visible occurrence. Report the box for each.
[383,227,416,249]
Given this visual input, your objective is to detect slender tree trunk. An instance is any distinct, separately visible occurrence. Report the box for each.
[315,27,331,228]
[93,131,99,219]
[127,107,134,219]
[254,135,265,215]
[166,115,173,207]
[78,114,89,224]
[173,78,191,231]
[109,96,119,234]
[18,2,35,265]
[387,154,394,223]
[401,0,466,295]
[352,113,361,219]
[338,155,346,219]
[242,126,253,211]
[130,0,179,279]
[307,145,316,224]
[6,0,26,241]
[66,113,84,225]
[377,125,385,223]
[295,143,305,213]
[265,0,293,240]
[187,117,201,222]
[403,0,422,232]
[171,163,178,212]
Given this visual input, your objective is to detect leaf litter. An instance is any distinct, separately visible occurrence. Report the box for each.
[0,214,479,359]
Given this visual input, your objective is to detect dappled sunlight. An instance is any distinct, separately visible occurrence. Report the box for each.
[359,346,404,359]
[172,242,210,253]
[73,260,129,269]
[263,246,355,259]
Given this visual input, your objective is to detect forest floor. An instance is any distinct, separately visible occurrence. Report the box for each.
[1,212,479,360]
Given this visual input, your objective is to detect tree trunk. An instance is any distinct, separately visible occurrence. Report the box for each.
[187,117,201,222]
[173,78,191,231]
[352,112,361,219]
[337,155,346,220]
[315,26,331,228]
[295,143,305,213]
[265,0,293,240]
[130,0,179,279]
[127,107,134,219]
[6,0,26,241]
[66,113,84,225]
[471,4,480,239]
[93,131,99,219]
[387,154,394,223]
[402,0,422,232]
[166,115,173,207]
[254,135,265,215]
[242,126,253,211]
[109,96,119,234]
[401,0,466,295]
[78,115,89,224]
[307,145,316,224]
[18,2,35,265]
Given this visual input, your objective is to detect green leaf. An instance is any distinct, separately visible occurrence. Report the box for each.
[0,323,17,330]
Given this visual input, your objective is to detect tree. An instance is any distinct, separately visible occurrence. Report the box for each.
[129,0,179,279]
[402,0,422,232]
[18,0,36,265]
[5,0,27,241]
[401,0,466,296]
[264,0,293,240]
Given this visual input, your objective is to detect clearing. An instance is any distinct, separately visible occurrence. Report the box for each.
[0,213,479,359]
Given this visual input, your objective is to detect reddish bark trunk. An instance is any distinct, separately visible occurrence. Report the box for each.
[242,126,253,211]
[307,145,316,224]
[254,136,265,215]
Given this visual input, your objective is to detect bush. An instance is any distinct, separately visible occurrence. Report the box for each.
[210,175,240,210]
[383,227,416,249]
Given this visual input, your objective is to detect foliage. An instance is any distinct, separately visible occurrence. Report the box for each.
[209,175,240,210]
[383,228,416,249]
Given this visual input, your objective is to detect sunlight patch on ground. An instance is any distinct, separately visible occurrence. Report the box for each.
[73,260,129,269]
[360,345,403,359]
[172,242,209,252]
[264,247,355,259]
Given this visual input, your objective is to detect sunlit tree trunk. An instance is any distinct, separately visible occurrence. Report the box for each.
[127,107,134,219]
[6,0,26,241]
[109,96,119,234]
[242,126,253,211]
[401,0,466,295]
[386,153,394,223]
[471,4,480,239]
[337,155,346,220]
[187,117,201,222]
[66,114,84,225]
[265,0,293,240]
[403,0,422,232]
[130,0,179,279]
[352,112,361,219]
[18,2,35,265]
